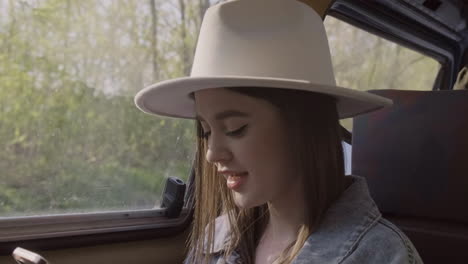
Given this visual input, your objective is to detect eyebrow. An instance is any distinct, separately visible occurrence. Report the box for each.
[197,110,250,122]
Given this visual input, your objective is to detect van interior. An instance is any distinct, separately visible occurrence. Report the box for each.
[0,0,467,263]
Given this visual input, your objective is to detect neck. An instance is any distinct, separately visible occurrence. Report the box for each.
[264,180,306,244]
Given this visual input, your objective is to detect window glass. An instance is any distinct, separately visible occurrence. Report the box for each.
[324,16,441,131]
[0,0,212,217]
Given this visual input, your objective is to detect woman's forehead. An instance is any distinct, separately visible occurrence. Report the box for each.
[194,88,271,121]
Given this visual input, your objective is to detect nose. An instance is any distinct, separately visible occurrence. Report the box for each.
[205,138,232,165]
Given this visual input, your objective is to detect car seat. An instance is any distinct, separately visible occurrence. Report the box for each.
[351,89,468,264]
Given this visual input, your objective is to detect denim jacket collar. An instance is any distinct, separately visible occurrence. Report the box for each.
[204,175,382,262]
[292,175,381,263]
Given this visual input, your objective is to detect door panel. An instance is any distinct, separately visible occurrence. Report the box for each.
[0,229,188,264]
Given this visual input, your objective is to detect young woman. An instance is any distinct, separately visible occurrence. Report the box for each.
[135,0,423,263]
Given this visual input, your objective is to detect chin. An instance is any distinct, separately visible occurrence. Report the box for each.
[232,192,264,209]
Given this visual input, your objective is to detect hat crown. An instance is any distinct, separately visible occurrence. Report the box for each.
[134,0,392,120]
[191,0,336,87]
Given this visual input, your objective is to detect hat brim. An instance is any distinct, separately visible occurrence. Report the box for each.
[134,76,392,119]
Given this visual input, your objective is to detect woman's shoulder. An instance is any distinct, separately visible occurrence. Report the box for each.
[339,176,423,263]
[344,217,423,264]
[293,176,423,264]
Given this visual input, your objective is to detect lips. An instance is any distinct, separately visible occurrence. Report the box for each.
[218,171,248,191]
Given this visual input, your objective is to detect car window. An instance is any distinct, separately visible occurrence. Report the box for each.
[0,0,203,218]
[0,4,441,218]
[324,16,441,131]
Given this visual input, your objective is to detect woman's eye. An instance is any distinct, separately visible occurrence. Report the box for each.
[226,125,248,137]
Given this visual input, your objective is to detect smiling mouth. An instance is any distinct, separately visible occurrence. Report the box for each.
[224,172,248,190]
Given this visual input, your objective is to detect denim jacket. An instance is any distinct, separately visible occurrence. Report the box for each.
[185,175,423,264]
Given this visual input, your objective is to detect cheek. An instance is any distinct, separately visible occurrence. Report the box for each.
[236,127,291,196]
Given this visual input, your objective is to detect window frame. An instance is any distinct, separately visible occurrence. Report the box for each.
[0,208,192,255]
[328,0,461,91]
[0,168,195,256]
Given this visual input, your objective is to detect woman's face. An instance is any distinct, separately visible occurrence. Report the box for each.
[195,88,298,209]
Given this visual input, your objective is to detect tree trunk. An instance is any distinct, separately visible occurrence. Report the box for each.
[7,0,16,55]
[149,0,159,81]
[178,0,190,76]
[367,37,382,88]
[198,0,210,26]
[388,45,403,89]
[63,0,71,73]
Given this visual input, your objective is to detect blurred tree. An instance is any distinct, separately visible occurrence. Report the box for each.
[0,0,201,216]
[149,0,160,81]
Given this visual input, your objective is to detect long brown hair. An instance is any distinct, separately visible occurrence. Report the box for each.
[187,87,346,263]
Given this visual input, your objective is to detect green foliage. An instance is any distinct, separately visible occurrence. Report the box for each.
[0,0,198,216]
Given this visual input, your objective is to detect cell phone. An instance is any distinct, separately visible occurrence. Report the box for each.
[12,247,49,264]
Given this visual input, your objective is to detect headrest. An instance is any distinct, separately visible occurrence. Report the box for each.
[352,89,468,223]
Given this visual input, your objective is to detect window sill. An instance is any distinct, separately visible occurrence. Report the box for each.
[0,208,191,256]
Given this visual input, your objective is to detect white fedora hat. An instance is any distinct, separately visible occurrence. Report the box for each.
[135,0,392,119]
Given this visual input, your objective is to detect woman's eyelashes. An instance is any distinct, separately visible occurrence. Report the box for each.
[201,124,248,139]
[226,124,248,137]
